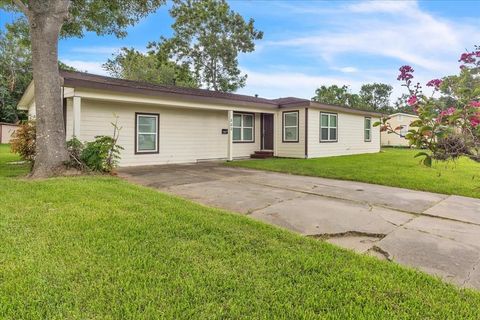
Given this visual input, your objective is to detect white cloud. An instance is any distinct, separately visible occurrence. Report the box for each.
[61,59,107,75]
[238,69,365,99]
[70,46,121,55]
[268,0,480,74]
[335,67,359,73]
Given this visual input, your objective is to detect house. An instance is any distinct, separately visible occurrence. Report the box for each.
[17,70,381,166]
[0,122,19,144]
[381,113,419,147]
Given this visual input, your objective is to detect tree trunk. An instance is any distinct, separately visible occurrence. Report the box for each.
[28,1,69,178]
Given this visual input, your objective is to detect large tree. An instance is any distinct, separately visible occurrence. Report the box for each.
[358,83,393,112]
[151,0,263,92]
[0,18,31,123]
[103,47,197,88]
[1,0,164,178]
[312,85,361,108]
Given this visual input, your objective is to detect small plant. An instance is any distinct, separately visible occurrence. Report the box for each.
[65,136,85,170]
[10,120,36,165]
[81,116,123,173]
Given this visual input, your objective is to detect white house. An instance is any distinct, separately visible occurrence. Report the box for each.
[18,70,381,166]
[380,113,419,147]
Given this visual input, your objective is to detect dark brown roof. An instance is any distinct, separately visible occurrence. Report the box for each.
[59,70,382,116]
[60,70,278,108]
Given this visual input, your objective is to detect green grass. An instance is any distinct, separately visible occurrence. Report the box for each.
[1,144,480,319]
[228,148,480,198]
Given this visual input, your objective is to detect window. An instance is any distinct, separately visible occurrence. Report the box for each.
[364,117,372,142]
[320,113,337,142]
[283,111,299,142]
[136,113,159,153]
[400,125,408,137]
[233,113,254,142]
[398,114,403,121]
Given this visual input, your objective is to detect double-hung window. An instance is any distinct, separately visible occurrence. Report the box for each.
[364,117,372,142]
[283,111,299,142]
[320,113,337,142]
[233,113,254,142]
[136,113,159,153]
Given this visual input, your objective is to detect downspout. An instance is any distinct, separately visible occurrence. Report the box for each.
[305,107,309,158]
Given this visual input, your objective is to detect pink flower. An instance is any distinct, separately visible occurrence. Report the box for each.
[459,52,476,64]
[470,117,480,128]
[439,107,456,117]
[470,101,480,108]
[426,79,442,89]
[407,95,418,106]
[397,65,414,81]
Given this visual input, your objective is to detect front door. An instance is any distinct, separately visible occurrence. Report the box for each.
[262,113,274,150]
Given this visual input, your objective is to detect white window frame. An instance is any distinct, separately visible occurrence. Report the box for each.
[320,112,338,142]
[136,113,159,153]
[283,111,299,142]
[233,113,254,143]
[364,117,372,142]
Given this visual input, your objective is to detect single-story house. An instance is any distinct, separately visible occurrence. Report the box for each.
[18,70,381,166]
[381,112,419,147]
[0,122,19,144]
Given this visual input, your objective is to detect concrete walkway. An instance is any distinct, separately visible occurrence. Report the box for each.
[118,162,480,290]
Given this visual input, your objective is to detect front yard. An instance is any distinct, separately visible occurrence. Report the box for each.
[1,144,480,318]
[228,148,480,198]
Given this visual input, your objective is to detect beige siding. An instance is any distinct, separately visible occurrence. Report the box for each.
[72,99,259,166]
[381,114,418,147]
[28,102,36,118]
[0,124,18,143]
[275,107,306,158]
[307,109,380,158]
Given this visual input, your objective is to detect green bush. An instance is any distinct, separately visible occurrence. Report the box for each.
[9,120,36,165]
[81,135,123,173]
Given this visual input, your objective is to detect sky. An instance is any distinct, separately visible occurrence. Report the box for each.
[1,0,480,101]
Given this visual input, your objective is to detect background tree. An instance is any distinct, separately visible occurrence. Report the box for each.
[0,18,31,123]
[103,47,197,87]
[1,0,165,178]
[150,0,263,92]
[358,83,393,112]
[312,85,361,108]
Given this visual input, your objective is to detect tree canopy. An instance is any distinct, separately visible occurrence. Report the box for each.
[150,0,263,92]
[103,47,197,87]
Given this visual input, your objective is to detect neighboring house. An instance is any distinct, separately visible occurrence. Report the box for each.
[18,71,381,166]
[381,113,419,147]
[0,122,19,144]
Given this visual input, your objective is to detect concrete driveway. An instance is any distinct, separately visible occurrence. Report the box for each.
[118,162,480,290]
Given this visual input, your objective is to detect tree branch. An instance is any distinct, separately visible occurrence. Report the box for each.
[12,0,29,16]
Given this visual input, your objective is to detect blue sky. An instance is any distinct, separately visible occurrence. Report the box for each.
[2,0,480,100]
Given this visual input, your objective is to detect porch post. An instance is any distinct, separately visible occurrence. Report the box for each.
[227,110,233,161]
[73,96,81,138]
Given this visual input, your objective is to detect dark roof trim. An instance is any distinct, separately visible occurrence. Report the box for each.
[59,70,383,117]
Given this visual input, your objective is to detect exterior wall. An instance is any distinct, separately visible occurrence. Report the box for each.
[67,99,260,166]
[307,109,380,158]
[28,102,36,118]
[0,124,19,143]
[275,107,306,158]
[381,114,418,147]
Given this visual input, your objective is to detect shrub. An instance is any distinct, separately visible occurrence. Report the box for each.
[81,136,123,173]
[10,120,36,165]
[65,136,85,170]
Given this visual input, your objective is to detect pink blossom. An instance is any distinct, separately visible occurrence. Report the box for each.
[459,52,476,64]
[439,107,456,117]
[470,117,480,128]
[426,79,442,89]
[470,101,480,108]
[397,65,414,81]
[407,95,418,106]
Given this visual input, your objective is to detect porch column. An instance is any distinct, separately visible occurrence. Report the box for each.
[73,96,81,138]
[227,110,233,161]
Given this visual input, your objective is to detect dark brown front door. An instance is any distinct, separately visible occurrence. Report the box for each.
[262,113,274,150]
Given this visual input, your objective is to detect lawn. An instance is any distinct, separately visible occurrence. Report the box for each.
[228,148,480,198]
[1,144,480,319]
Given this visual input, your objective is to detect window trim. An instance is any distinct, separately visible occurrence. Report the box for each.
[364,117,372,142]
[135,112,160,154]
[320,112,338,143]
[232,112,255,143]
[282,110,299,143]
